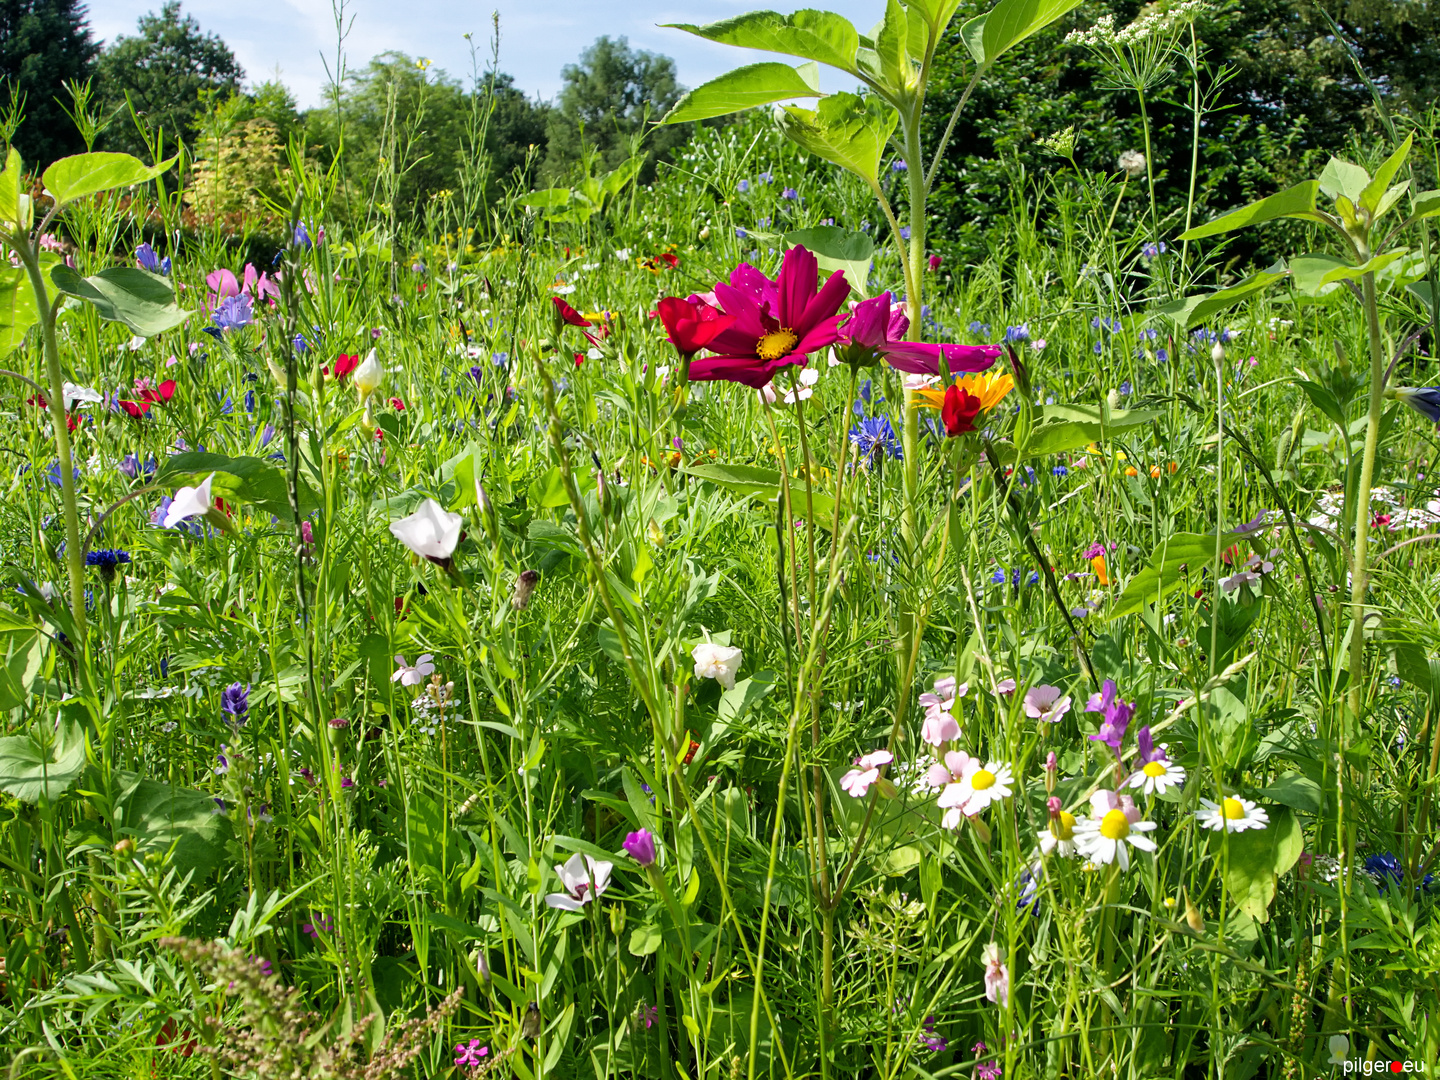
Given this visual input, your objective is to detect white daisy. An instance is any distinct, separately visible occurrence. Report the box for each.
[954,759,1014,815]
[1195,796,1269,833]
[1127,758,1186,796]
[1073,790,1157,870]
[1037,809,1080,857]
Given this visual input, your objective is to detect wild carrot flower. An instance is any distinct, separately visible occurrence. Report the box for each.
[840,749,893,797]
[687,245,849,389]
[1195,795,1269,832]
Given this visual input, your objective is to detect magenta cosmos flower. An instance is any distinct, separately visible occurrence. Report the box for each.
[688,245,849,389]
[837,292,1000,376]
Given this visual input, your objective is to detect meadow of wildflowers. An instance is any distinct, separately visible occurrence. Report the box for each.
[2,1,1440,1078]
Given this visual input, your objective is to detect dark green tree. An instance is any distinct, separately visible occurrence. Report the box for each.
[0,0,98,167]
[96,1,243,156]
[543,35,688,183]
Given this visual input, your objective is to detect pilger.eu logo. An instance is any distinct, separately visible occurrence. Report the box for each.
[1330,1035,1428,1074]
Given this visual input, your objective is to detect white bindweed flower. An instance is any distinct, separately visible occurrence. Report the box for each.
[62,383,102,407]
[163,473,216,529]
[353,349,383,399]
[1196,796,1269,833]
[692,642,743,690]
[545,852,613,911]
[389,498,462,563]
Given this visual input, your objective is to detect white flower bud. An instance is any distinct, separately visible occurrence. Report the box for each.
[1211,341,1225,365]
[353,349,383,399]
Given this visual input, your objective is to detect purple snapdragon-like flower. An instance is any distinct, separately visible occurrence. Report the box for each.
[221,682,250,726]
[1085,679,1133,758]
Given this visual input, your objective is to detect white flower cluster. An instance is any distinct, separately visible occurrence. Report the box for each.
[1067,1,1208,47]
[1308,487,1440,532]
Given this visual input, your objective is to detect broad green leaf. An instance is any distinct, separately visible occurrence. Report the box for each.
[1370,180,1410,225]
[628,923,663,957]
[1107,532,1230,619]
[1408,279,1436,316]
[1016,404,1162,459]
[1222,807,1302,923]
[873,0,913,91]
[685,462,836,523]
[527,465,570,509]
[1360,134,1412,214]
[519,187,570,211]
[1292,378,1347,430]
[784,225,872,295]
[1291,249,1407,297]
[1317,156,1370,204]
[601,158,642,199]
[42,151,178,208]
[157,452,321,521]
[663,10,860,74]
[1151,262,1289,331]
[1404,189,1440,224]
[0,720,86,803]
[776,91,897,185]
[116,774,231,878]
[959,12,988,63]
[662,62,821,124]
[1260,772,1323,815]
[0,265,37,357]
[0,147,22,230]
[902,0,965,36]
[50,265,193,337]
[981,0,1085,67]
[1177,181,1321,241]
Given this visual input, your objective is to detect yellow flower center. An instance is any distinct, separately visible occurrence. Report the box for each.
[757,328,799,361]
[1222,797,1246,820]
[1099,809,1131,840]
[971,768,996,791]
[1142,761,1167,778]
[1050,811,1076,841]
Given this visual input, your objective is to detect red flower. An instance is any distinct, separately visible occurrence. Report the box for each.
[25,393,46,408]
[656,295,735,358]
[941,384,983,436]
[643,252,680,271]
[552,297,598,346]
[333,354,359,380]
[689,245,850,389]
[139,379,176,404]
[389,396,405,411]
[118,400,151,418]
[684,739,700,765]
[574,352,585,367]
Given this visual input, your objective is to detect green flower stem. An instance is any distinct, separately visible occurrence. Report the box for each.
[1347,268,1385,724]
[17,242,86,637]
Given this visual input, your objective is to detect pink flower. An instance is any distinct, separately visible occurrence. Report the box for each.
[920,707,960,747]
[994,678,1016,695]
[1023,685,1071,723]
[835,292,999,376]
[840,749,894,797]
[981,942,1009,1007]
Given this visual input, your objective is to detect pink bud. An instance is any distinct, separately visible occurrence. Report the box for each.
[928,254,942,272]
[1046,795,1062,815]
[1045,751,1057,772]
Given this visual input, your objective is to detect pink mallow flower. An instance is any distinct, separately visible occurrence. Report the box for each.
[1024,685,1071,723]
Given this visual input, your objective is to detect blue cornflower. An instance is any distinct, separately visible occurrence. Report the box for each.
[136,242,171,275]
[293,334,309,354]
[492,352,509,367]
[967,321,991,339]
[737,179,750,193]
[85,549,132,581]
[294,222,313,250]
[890,159,907,172]
[120,453,156,479]
[1156,348,1170,363]
[757,170,773,184]
[1005,324,1030,344]
[849,415,902,461]
[735,227,748,239]
[1364,852,1435,893]
[781,186,799,200]
[216,392,233,415]
[46,461,80,487]
[992,569,1006,584]
[244,389,256,413]
[221,682,250,726]
[1052,464,1068,478]
[1119,381,1132,396]
[212,294,254,332]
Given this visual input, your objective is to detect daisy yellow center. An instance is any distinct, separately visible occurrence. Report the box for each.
[757,328,799,360]
[1099,809,1131,840]
[1142,761,1167,778]
[1050,811,1076,840]
[971,768,996,791]
[1222,797,1246,820]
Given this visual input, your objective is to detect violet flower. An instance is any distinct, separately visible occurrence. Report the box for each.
[1085,678,1133,758]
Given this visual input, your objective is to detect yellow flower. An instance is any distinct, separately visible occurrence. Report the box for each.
[913,371,1015,412]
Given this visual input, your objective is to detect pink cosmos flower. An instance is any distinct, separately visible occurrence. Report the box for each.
[840,749,894,797]
[688,245,849,389]
[835,292,1000,376]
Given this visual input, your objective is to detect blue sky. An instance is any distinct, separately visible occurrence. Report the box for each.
[88,0,886,110]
